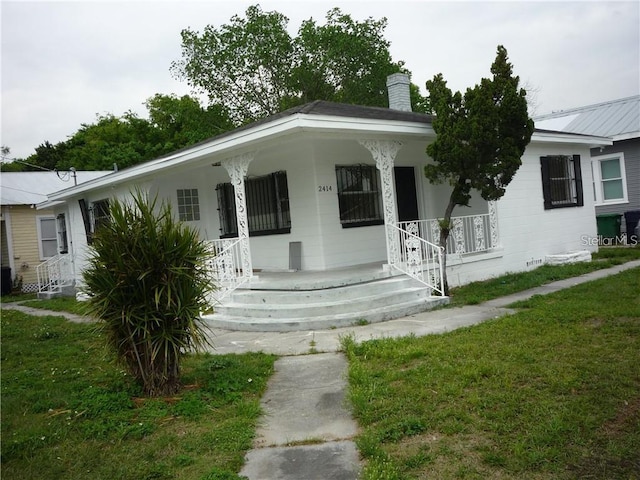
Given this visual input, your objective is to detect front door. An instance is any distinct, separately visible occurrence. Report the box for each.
[394,167,419,222]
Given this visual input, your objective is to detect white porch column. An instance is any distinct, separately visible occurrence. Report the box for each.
[359,140,403,266]
[488,200,500,248]
[221,153,254,278]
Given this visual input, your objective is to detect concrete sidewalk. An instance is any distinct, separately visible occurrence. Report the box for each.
[4,260,638,355]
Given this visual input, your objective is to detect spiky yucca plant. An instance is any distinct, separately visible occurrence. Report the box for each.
[83,192,213,396]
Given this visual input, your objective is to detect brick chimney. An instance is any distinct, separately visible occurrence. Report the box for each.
[386,73,412,112]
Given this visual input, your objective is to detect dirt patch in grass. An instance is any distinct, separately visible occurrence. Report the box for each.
[388,433,557,480]
[569,395,640,478]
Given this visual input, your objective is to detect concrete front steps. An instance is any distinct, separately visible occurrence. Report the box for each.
[203,273,449,332]
[37,284,76,300]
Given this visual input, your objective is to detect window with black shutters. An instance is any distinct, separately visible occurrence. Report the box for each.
[540,155,583,209]
[216,171,291,237]
[335,164,383,227]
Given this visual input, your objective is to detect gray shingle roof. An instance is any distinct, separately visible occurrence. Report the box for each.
[534,96,640,139]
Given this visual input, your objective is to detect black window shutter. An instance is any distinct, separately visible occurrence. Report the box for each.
[540,156,552,210]
[573,154,583,207]
[78,199,93,244]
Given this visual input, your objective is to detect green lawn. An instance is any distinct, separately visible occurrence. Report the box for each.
[343,267,640,479]
[0,311,276,480]
[3,252,639,479]
[448,245,640,306]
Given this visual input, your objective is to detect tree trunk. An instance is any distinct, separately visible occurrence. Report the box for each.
[439,190,459,296]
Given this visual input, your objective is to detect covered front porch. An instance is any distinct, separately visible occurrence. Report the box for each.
[200,205,499,331]
[145,134,503,330]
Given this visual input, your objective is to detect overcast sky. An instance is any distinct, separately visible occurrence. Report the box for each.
[1,0,639,160]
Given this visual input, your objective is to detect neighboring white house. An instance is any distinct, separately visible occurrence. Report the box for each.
[1,170,112,293]
[535,96,640,241]
[38,75,611,329]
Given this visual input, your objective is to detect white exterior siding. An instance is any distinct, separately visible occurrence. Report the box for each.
[445,142,597,286]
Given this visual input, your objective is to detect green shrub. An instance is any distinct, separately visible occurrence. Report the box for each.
[82,192,213,396]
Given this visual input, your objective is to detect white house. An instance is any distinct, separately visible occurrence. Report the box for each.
[39,74,611,330]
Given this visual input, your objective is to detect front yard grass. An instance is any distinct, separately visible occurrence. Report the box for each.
[0,310,276,480]
[2,247,638,479]
[343,267,640,479]
[448,245,640,306]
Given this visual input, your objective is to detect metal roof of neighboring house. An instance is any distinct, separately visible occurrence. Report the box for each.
[534,95,640,140]
[1,171,113,206]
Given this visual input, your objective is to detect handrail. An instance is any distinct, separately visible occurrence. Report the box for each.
[203,238,251,304]
[388,223,445,296]
[398,212,496,257]
[36,254,73,294]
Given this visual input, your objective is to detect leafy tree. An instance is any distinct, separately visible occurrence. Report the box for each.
[172,5,294,124]
[171,5,419,124]
[33,141,69,171]
[7,94,233,172]
[82,192,213,396]
[58,113,159,171]
[292,8,399,107]
[0,145,23,172]
[145,93,233,152]
[424,45,534,293]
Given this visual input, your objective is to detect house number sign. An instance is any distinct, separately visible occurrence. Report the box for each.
[318,185,333,192]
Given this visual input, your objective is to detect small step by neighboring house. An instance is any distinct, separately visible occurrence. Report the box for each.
[203,271,449,332]
[37,284,76,300]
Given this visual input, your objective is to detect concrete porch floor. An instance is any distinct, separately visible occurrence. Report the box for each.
[244,261,395,291]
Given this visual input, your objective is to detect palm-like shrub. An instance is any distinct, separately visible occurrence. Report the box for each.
[83,192,213,396]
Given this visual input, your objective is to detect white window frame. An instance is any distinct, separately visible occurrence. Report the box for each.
[591,152,629,206]
[177,188,201,222]
[36,215,58,260]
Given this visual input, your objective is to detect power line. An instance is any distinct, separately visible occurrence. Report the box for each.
[0,155,53,172]
[0,185,49,197]
[1,156,78,185]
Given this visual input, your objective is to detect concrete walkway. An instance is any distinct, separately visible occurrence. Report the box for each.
[0,302,92,323]
[2,260,638,480]
[239,353,361,480]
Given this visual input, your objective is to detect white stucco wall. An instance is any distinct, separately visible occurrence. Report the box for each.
[444,141,598,286]
[55,130,600,287]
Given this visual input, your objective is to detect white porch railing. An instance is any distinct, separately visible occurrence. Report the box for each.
[398,212,498,257]
[36,253,74,294]
[389,223,445,296]
[203,238,251,303]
